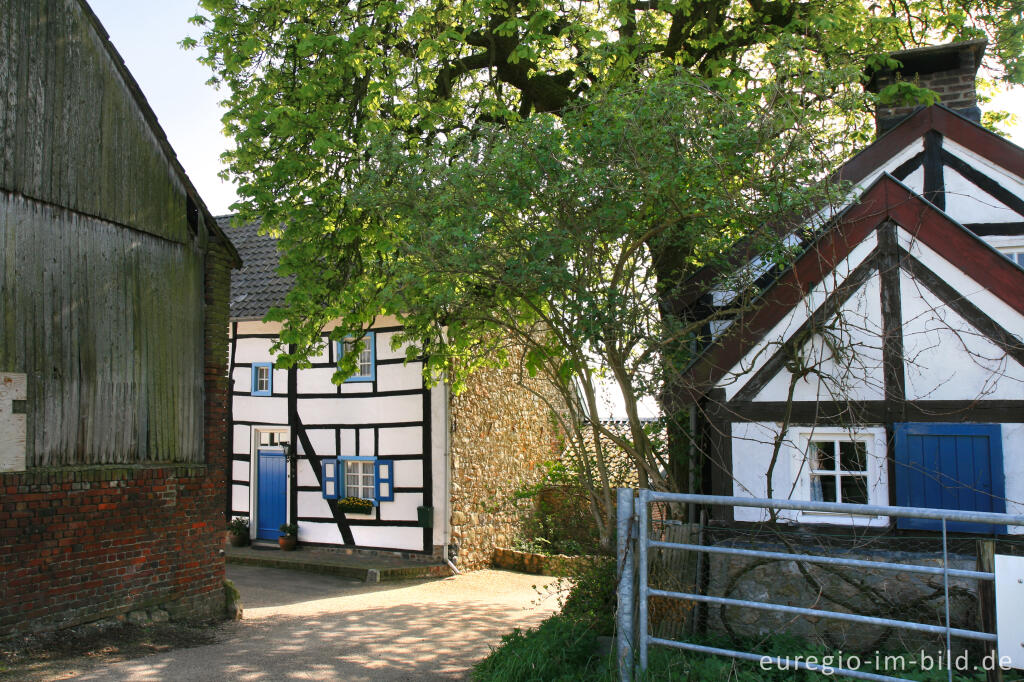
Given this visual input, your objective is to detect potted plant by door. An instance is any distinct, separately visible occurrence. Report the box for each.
[278,523,298,551]
[227,518,250,547]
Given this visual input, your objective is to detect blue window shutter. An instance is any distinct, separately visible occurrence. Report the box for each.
[322,458,339,500]
[375,460,394,502]
[894,423,1005,533]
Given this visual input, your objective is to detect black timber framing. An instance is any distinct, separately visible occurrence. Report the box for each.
[965,222,1024,236]
[719,400,1024,423]
[732,246,882,402]
[942,150,1024,218]
[702,389,734,521]
[923,131,946,211]
[900,249,1024,368]
[288,347,299,530]
[878,222,906,507]
[891,152,924,182]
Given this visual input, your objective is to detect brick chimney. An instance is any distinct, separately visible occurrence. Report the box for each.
[865,40,986,136]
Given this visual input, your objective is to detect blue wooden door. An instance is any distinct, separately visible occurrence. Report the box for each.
[894,423,1005,533]
[257,449,287,540]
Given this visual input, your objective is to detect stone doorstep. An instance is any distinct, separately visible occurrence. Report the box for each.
[225,545,450,582]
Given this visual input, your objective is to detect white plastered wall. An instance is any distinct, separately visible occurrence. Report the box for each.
[942,139,1024,226]
[898,226,1024,401]
[719,231,879,401]
[900,271,1024,401]
[1001,424,1024,534]
[232,317,445,552]
[749,275,885,402]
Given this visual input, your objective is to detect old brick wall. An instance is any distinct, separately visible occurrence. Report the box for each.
[0,465,224,634]
[448,358,564,571]
[869,42,983,135]
[0,239,234,636]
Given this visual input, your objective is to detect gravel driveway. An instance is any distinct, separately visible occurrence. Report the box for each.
[30,565,560,681]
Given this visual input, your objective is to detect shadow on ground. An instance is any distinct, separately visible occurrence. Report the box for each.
[16,568,559,682]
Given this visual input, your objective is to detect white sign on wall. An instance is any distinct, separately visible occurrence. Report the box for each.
[0,372,27,472]
[996,553,1024,669]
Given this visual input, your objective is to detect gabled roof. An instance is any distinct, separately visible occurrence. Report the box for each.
[677,104,1024,310]
[838,104,1024,187]
[682,173,1024,400]
[76,0,240,266]
[219,216,293,319]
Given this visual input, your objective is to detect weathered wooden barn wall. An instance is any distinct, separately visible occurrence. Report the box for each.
[0,0,210,465]
[0,193,205,465]
[0,0,191,243]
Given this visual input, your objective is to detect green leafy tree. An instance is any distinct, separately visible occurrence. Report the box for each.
[316,70,860,546]
[187,0,1023,524]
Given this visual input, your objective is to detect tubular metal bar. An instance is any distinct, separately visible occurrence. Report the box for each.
[615,488,634,682]
[637,489,650,671]
[646,588,997,642]
[643,491,1024,526]
[647,539,994,582]
[648,638,909,682]
[942,520,953,682]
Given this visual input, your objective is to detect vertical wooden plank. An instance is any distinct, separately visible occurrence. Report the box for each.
[0,199,11,372]
[974,435,994,512]
[0,0,17,187]
[11,1,32,195]
[977,540,1002,682]
[937,435,958,512]
[956,434,975,514]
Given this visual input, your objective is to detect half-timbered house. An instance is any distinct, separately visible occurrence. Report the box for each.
[223,218,563,569]
[0,0,240,634]
[687,41,1024,531]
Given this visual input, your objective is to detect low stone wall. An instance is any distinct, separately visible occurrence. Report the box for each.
[448,355,564,571]
[705,540,979,652]
[492,547,596,576]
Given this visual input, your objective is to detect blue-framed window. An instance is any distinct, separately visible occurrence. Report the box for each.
[894,423,1005,533]
[326,455,394,504]
[339,456,377,504]
[251,363,273,396]
[336,332,376,382]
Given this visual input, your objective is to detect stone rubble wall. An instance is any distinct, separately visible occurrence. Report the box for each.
[705,541,979,652]
[448,356,565,571]
[492,547,598,576]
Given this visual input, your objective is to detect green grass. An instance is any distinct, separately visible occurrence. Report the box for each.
[473,618,1020,682]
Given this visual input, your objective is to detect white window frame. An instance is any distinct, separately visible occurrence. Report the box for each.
[983,236,1024,268]
[792,427,889,526]
[343,457,376,502]
[336,332,376,382]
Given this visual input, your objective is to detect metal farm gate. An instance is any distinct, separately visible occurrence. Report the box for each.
[616,489,1024,681]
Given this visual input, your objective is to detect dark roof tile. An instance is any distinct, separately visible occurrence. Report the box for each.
[218,215,294,319]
